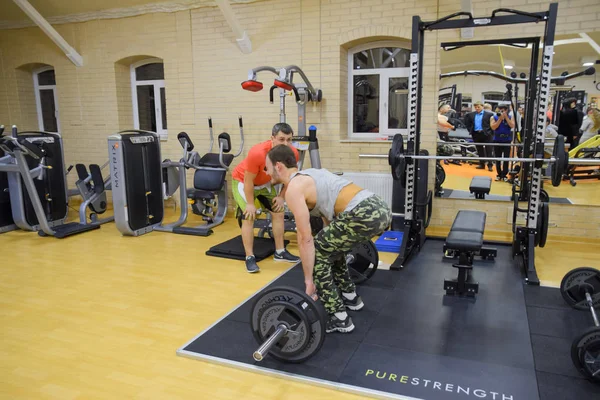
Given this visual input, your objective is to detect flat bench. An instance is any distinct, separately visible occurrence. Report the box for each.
[469,176,492,199]
[443,210,496,297]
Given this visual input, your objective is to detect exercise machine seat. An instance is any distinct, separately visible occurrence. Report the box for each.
[446,231,484,253]
[449,210,486,234]
[187,189,215,200]
[469,176,492,199]
[199,153,235,168]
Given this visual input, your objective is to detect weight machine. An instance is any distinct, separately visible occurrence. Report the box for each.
[388,4,560,286]
[0,126,100,238]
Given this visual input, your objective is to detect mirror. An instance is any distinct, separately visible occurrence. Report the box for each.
[436,31,600,206]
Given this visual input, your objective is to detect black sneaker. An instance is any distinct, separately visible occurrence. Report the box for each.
[342,294,364,311]
[245,256,260,273]
[326,314,355,333]
[273,249,300,263]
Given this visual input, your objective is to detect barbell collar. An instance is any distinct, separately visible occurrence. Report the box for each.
[253,324,288,362]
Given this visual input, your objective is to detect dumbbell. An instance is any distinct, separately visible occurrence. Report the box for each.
[560,267,600,383]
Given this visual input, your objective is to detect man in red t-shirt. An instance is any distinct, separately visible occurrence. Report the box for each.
[232,123,300,273]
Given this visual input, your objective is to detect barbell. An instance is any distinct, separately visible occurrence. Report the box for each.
[559,267,600,383]
[389,134,570,187]
[250,241,380,363]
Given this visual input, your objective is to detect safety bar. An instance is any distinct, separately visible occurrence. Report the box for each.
[440,67,595,84]
[491,8,544,20]
[424,11,473,30]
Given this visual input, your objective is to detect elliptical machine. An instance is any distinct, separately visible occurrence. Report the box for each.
[155,117,244,236]
[0,126,99,238]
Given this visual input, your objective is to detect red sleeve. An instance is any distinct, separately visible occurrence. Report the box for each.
[292,145,300,161]
[245,144,265,175]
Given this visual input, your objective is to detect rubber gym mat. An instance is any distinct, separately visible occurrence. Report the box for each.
[205,235,289,261]
[179,239,600,400]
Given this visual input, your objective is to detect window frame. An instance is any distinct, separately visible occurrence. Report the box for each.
[347,41,411,140]
[33,66,60,133]
[130,58,167,140]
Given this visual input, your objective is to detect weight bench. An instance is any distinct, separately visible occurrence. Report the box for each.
[443,210,495,297]
[469,176,492,199]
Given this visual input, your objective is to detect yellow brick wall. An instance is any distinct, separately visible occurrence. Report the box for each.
[0,0,598,238]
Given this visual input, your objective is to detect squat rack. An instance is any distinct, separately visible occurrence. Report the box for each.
[392,3,559,285]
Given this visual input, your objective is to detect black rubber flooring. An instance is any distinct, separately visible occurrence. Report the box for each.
[179,239,600,399]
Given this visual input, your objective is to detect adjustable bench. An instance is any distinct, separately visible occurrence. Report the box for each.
[443,210,495,297]
[469,176,492,199]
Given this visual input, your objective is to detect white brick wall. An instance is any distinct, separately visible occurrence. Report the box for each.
[0,0,598,237]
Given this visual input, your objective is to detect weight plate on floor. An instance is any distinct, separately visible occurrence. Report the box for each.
[560,267,600,310]
[348,240,379,284]
[571,326,600,383]
[250,286,327,363]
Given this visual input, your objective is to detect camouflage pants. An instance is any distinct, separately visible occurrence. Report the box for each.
[313,194,392,315]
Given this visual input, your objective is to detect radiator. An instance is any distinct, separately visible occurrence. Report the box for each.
[342,172,394,207]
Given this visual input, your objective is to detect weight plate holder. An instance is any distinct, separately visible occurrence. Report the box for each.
[347,240,379,284]
[250,286,328,363]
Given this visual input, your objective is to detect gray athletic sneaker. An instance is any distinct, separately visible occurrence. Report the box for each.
[342,294,364,311]
[245,256,260,273]
[273,249,300,263]
[326,314,355,333]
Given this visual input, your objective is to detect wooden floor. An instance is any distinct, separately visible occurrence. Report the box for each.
[1,209,598,399]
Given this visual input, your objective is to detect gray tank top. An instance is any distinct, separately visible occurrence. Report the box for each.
[290,169,373,221]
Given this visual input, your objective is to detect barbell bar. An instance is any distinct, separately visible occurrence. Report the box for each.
[436,141,569,149]
[360,154,598,165]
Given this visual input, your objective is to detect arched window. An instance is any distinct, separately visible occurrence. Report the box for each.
[348,42,411,139]
[131,59,167,138]
[33,67,59,132]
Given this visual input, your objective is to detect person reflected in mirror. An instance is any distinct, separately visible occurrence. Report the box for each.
[558,97,583,146]
[464,101,495,171]
[490,104,515,182]
[579,107,600,145]
[437,104,455,142]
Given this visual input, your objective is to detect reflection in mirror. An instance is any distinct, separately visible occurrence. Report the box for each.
[435,31,600,206]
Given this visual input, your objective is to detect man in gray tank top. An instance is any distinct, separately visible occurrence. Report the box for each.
[265,145,392,333]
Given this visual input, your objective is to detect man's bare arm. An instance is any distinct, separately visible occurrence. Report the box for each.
[285,181,315,286]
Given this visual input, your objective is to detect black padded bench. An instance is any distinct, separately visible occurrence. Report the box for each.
[469,176,492,199]
[443,210,496,297]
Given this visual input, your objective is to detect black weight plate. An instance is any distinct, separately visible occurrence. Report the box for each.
[389,134,405,181]
[255,300,311,359]
[348,240,379,284]
[538,202,549,248]
[551,135,565,187]
[540,189,549,203]
[560,267,600,310]
[250,286,327,363]
[571,326,600,382]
